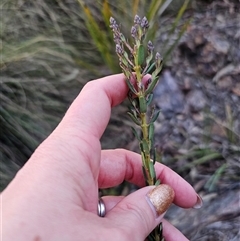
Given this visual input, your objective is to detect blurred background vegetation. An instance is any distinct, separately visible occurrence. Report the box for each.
[2,1,240,239]
[1,0,191,190]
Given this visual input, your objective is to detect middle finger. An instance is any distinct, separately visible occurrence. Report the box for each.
[99,149,198,208]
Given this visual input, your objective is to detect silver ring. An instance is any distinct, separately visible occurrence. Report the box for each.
[98,198,106,217]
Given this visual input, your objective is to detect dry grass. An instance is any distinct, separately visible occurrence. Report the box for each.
[0,0,205,191]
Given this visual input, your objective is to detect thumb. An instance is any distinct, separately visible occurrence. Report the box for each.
[106,184,175,241]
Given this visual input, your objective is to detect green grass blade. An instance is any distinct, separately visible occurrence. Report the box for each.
[205,163,227,191]
[167,0,190,37]
[182,152,223,170]
[163,18,191,62]
[146,0,163,22]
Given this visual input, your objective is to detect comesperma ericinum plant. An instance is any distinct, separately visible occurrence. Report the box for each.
[110,15,163,186]
[110,15,165,241]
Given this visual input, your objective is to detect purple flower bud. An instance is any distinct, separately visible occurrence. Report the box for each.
[109,17,116,25]
[147,78,152,85]
[109,17,119,30]
[155,52,163,67]
[116,44,124,55]
[131,26,137,38]
[113,35,121,45]
[141,16,149,28]
[155,52,162,61]
[147,41,154,52]
[134,15,141,24]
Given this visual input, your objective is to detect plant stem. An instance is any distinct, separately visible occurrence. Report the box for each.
[140,113,154,185]
[135,64,154,186]
[111,15,164,240]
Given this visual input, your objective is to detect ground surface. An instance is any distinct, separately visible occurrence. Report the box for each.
[157,2,240,240]
[160,1,240,241]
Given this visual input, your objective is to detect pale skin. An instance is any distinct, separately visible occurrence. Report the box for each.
[1,74,199,241]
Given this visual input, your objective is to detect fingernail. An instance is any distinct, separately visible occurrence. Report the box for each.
[147,184,175,216]
[193,194,203,209]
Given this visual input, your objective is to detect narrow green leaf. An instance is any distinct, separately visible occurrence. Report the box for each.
[122,68,131,80]
[141,139,149,153]
[149,123,154,143]
[127,111,140,125]
[145,76,159,95]
[159,222,164,237]
[146,93,154,106]
[123,52,130,64]
[121,57,129,68]
[147,233,155,241]
[152,61,163,77]
[140,141,143,152]
[151,110,161,123]
[149,161,156,180]
[153,147,161,164]
[129,96,138,109]
[131,126,141,141]
[146,62,155,74]
[153,147,157,164]
[141,166,148,186]
[125,78,137,95]
[139,96,147,113]
[137,44,145,66]
[145,52,153,68]
[155,179,160,186]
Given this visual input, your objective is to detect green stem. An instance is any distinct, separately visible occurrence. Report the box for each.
[140,110,154,186]
[141,113,148,139]
[134,49,154,186]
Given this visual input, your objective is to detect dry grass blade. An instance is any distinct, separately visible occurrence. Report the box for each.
[0,0,94,191]
[77,0,116,71]
[102,0,112,26]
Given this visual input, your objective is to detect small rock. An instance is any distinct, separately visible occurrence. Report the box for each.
[210,36,230,54]
[182,77,192,93]
[232,83,240,97]
[193,113,204,121]
[154,71,185,118]
[213,64,235,83]
[194,35,205,45]
[187,90,206,112]
[211,122,227,137]
[217,76,233,90]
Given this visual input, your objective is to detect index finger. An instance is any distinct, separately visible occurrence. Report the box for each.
[60,74,128,139]
[99,149,199,208]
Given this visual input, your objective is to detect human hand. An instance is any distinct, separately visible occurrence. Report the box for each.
[1,74,202,241]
